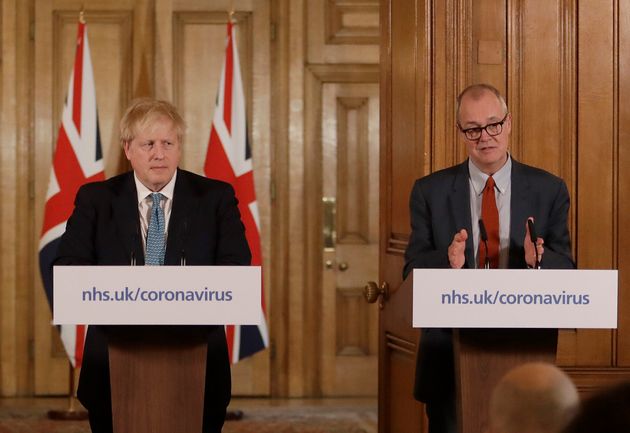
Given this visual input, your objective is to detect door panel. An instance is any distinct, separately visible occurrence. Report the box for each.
[321,83,379,396]
[378,0,428,431]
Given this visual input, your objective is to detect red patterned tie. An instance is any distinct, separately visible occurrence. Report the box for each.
[479,176,499,268]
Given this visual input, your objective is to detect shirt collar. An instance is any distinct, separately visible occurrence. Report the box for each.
[133,170,177,204]
[468,154,512,196]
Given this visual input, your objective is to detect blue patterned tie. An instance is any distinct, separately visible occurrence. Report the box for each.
[145,193,165,266]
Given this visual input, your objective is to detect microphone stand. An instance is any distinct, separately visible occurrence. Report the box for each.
[478,219,491,269]
[527,219,541,269]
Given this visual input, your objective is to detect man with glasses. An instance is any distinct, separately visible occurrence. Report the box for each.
[403,84,574,433]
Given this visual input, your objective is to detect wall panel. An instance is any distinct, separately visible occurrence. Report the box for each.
[389,0,422,244]
[0,0,34,397]
[617,0,630,366]
[53,10,133,177]
[575,0,615,366]
[172,11,252,175]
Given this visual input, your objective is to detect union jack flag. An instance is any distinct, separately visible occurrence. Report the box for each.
[204,21,269,363]
[39,19,105,368]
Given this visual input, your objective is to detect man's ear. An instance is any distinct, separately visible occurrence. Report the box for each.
[123,141,131,160]
[504,112,512,134]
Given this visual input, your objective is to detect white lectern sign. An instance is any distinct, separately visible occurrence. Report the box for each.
[53,266,262,325]
[413,269,617,328]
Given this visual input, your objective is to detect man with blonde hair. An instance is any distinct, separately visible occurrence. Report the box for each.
[489,363,579,433]
[55,98,251,433]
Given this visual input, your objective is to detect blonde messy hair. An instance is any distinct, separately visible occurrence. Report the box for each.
[120,98,186,147]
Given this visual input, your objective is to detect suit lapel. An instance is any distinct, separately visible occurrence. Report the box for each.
[112,173,144,265]
[165,170,199,265]
[509,158,530,268]
[448,161,475,267]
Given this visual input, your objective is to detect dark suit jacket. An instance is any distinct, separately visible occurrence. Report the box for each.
[403,157,574,402]
[54,168,251,431]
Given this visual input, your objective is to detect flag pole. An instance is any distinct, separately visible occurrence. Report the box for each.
[223,3,243,423]
[47,361,88,420]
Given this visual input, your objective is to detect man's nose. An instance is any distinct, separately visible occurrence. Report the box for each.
[152,143,166,159]
[479,128,492,141]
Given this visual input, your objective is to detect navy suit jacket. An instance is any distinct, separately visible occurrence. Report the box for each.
[54,168,251,429]
[403,157,574,402]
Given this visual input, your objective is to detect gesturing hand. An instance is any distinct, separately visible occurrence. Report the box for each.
[524,218,544,268]
[448,229,468,269]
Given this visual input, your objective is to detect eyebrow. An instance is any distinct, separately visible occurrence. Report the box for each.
[461,116,504,127]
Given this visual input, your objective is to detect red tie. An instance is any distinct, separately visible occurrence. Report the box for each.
[479,176,499,268]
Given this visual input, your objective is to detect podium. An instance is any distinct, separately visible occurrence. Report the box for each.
[454,328,557,433]
[54,265,262,433]
[411,268,618,433]
[107,327,207,433]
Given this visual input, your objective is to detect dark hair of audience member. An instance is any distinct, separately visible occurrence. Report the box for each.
[561,381,630,433]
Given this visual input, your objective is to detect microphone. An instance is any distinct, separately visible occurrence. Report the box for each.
[180,218,189,266]
[478,219,490,269]
[130,230,139,266]
[527,218,540,269]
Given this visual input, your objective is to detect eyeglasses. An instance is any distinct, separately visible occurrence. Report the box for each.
[458,113,509,141]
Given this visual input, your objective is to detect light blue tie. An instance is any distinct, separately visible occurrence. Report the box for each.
[146,193,165,266]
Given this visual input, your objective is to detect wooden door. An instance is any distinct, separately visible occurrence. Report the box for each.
[274,0,381,398]
[374,0,429,431]
[320,82,379,396]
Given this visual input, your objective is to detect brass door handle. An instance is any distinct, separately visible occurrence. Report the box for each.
[324,260,349,271]
[364,281,389,309]
[322,197,336,250]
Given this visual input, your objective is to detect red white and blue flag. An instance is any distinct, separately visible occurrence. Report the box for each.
[39,19,105,368]
[204,21,269,363]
